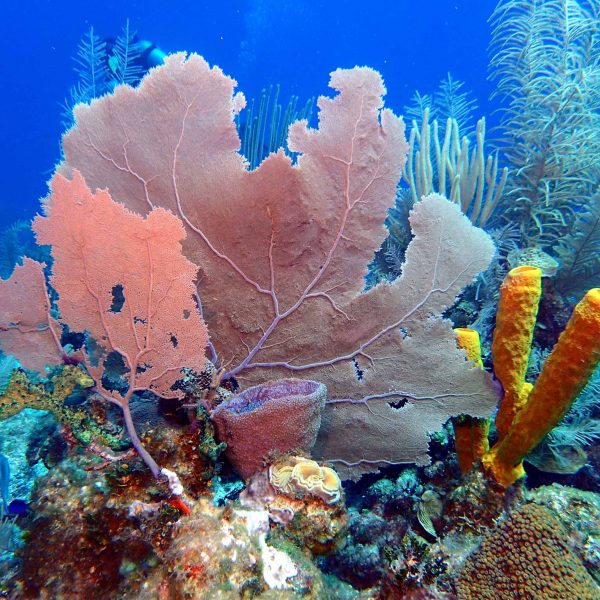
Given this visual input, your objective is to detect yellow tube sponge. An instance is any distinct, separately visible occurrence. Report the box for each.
[491,266,542,440]
[455,327,484,368]
[453,328,490,473]
[484,288,600,487]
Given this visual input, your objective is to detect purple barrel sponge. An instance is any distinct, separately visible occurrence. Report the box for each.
[211,379,327,480]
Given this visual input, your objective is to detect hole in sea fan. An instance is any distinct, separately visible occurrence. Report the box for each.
[109,284,125,313]
[353,358,364,381]
[388,397,411,410]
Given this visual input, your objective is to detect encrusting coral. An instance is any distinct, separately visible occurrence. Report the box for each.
[0,366,124,449]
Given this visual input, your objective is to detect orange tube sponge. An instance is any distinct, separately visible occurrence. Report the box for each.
[484,288,600,487]
[491,265,542,440]
[454,417,490,474]
[453,328,489,473]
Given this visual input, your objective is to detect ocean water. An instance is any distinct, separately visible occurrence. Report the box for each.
[0,1,598,598]
[0,0,492,226]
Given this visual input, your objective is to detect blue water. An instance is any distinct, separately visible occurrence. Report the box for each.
[0,0,492,226]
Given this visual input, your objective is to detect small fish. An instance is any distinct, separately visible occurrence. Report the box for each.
[417,490,443,539]
[7,499,30,516]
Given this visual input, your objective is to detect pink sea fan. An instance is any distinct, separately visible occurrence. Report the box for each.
[0,258,63,372]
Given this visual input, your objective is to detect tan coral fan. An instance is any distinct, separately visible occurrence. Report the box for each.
[61,53,499,477]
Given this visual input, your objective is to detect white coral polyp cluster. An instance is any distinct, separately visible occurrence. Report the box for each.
[237,508,298,590]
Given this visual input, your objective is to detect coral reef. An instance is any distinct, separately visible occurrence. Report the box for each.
[7,423,213,598]
[11,459,163,598]
[0,3,599,594]
[5,444,357,599]
[164,503,315,598]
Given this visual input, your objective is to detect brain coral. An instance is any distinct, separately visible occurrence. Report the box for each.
[456,503,599,599]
